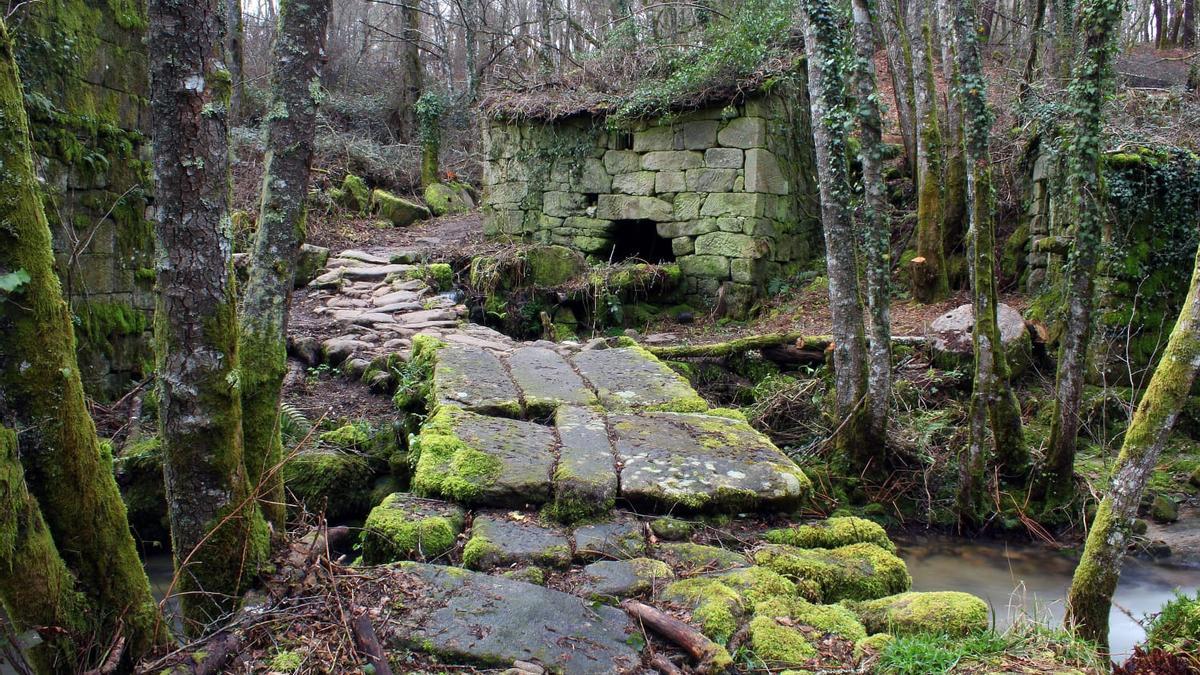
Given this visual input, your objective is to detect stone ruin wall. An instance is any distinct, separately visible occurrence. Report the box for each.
[481,89,819,308]
[13,2,155,399]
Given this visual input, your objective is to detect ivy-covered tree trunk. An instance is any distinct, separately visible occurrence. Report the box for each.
[878,0,917,175]
[148,0,269,629]
[908,0,949,303]
[240,0,332,533]
[0,17,163,665]
[851,0,893,445]
[800,0,874,469]
[952,0,1028,522]
[1065,241,1200,649]
[417,92,444,187]
[1037,0,1125,507]
[1046,0,1078,85]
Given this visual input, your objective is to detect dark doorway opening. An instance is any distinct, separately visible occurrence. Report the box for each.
[606,219,676,264]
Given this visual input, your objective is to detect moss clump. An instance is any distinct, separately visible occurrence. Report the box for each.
[765,516,897,553]
[502,566,547,585]
[846,591,989,637]
[704,407,749,422]
[393,334,444,411]
[854,633,895,658]
[649,517,695,541]
[717,566,799,604]
[372,189,430,226]
[656,541,748,572]
[360,493,464,564]
[749,596,867,664]
[424,181,474,216]
[318,423,370,448]
[753,543,911,602]
[461,533,500,570]
[282,448,376,522]
[269,649,303,671]
[340,174,370,212]
[660,576,744,642]
[526,245,587,287]
[1145,590,1200,658]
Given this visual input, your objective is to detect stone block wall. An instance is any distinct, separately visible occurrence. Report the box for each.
[481,87,819,307]
[12,1,154,398]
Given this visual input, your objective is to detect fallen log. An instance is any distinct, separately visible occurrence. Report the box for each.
[351,614,394,675]
[621,600,730,673]
[649,653,685,675]
[646,333,827,359]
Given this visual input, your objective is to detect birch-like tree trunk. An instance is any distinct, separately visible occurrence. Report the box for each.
[1037,0,1126,507]
[241,0,333,532]
[800,0,874,470]
[1065,241,1200,649]
[851,0,893,445]
[0,17,163,665]
[939,0,968,258]
[148,0,270,629]
[878,0,917,176]
[952,0,1028,522]
[909,0,950,303]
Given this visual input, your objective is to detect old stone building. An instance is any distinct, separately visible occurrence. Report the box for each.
[480,81,819,308]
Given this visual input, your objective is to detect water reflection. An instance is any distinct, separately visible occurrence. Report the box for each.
[897,533,1200,659]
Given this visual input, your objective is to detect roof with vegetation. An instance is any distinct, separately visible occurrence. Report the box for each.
[479,0,803,123]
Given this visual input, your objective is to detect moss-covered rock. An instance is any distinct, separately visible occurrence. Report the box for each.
[527,245,587,287]
[372,189,430,226]
[649,517,696,541]
[748,596,867,664]
[424,181,475,216]
[659,576,745,642]
[656,541,748,573]
[360,493,465,563]
[854,632,895,658]
[318,423,370,448]
[765,517,896,553]
[283,447,376,522]
[333,174,370,212]
[1150,494,1180,523]
[845,591,989,636]
[753,543,911,602]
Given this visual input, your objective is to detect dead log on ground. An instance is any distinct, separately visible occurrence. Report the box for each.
[621,600,730,673]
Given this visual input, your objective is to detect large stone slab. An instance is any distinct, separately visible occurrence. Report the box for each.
[412,407,555,506]
[552,406,619,522]
[506,347,597,414]
[388,563,641,673]
[930,303,1033,377]
[581,558,674,601]
[431,344,522,415]
[464,513,572,570]
[573,516,645,561]
[570,347,706,412]
[611,412,810,511]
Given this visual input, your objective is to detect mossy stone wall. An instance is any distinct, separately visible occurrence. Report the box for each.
[10,0,153,399]
[481,87,819,307]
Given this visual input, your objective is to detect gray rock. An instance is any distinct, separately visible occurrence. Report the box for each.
[581,558,674,601]
[342,264,416,281]
[387,563,640,674]
[745,148,789,194]
[611,171,656,196]
[431,344,522,415]
[321,338,373,365]
[655,542,748,572]
[552,406,620,522]
[506,347,598,413]
[309,269,344,289]
[388,249,423,264]
[929,303,1032,377]
[288,335,323,366]
[570,347,701,411]
[465,514,572,570]
[573,517,645,561]
[705,147,743,168]
[295,244,331,286]
[717,117,766,148]
[641,150,704,171]
[338,249,391,264]
[595,194,674,222]
[612,411,809,511]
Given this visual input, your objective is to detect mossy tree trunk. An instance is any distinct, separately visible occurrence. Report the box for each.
[1065,240,1200,649]
[952,0,1028,523]
[909,0,950,303]
[800,0,874,470]
[879,0,917,176]
[1036,0,1125,507]
[851,0,894,445]
[938,0,968,260]
[148,0,269,629]
[394,0,422,141]
[0,17,163,666]
[417,92,444,188]
[240,0,332,533]
[1046,0,1078,86]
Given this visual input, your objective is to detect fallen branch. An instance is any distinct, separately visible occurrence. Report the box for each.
[649,653,685,675]
[646,333,827,359]
[351,614,393,675]
[621,600,729,673]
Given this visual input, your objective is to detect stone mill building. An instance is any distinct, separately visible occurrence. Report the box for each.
[479,74,820,308]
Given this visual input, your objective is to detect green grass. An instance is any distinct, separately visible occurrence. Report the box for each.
[875,620,1106,674]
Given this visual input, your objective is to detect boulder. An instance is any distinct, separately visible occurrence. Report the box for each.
[360,493,466,563]
[846,591,989,636]
[753,542,911,602]
[765,516,897,552]
[283,447,376,522]
[581,558,674,601]
[294,244,330,287]
[930,303,1032,376]
[372,189,430,226]
[525,245,587,287]
[424,181,475,216]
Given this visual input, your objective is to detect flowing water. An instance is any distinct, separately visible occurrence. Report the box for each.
[897,532,1200,659]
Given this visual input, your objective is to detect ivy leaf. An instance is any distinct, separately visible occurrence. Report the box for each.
[0,268,31,294]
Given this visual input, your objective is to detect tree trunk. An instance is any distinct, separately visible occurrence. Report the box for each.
[800,0,873,470]
[395,0,423,141]
[224,0,245,120]
[939,0,968,259]
[910,0,949,303]
[148,0,270,630]
[1184,0,1196,47]
[1065,241,1200,649]
[1020,0,1049,100]
[240,0,333,533]
[851,0,894,447]
[952,0,1028,523]
[878,0,917,176]
[0,16,163,664]
[1036,0,1126,508]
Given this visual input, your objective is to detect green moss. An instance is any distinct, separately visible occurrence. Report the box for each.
[765,516,897,553]
[411,408,504,502]
[846,591,989,636]
[340,174,369,212]
[718,566,798,603]
[74,300,149,356]
[282,448,376,522]
[749,596,867,664]
[703,407,749,422]
[461,533,500,570]
[753,543,911,602]
[649,517,695,540]
[502,566,546,585]
[269,649,303,671]
[661,576,744,642]
[854,632,895,658]
[372,189,429,226]
[318,423,370,448]
[361,493,463,564]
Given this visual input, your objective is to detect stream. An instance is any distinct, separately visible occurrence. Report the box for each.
[897,532,1200,660]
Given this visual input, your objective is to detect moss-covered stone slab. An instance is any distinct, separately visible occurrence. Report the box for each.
[282,447,377,523]
[412,407,555,506]
[360,493,466,564]
[753,543,911,602]
[570,346,707,412]
[655,542,748,573]
[845,591,988,637]
[424,181,475,216]
[573,517,645,561]
[581,558,674,601]
[506,347,597,414]
[463,513,572,571]
[388,562,640,673]
[430,344,522,416]
[765,516,897,552]
[611,411,809,511]
[550,406,618,523]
